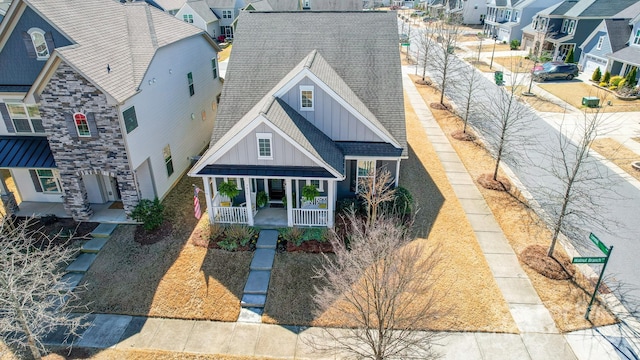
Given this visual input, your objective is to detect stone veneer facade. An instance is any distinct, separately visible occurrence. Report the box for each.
[38,62,139,220]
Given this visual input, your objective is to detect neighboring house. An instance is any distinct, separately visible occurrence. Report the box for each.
[607,2,640,79]
[189,11,406,228]
[176,0,221,38]
[521,0,640,62]
[447,0,486,25]
[0,0,223,220]
[578,18,631,75]
[153,0,188,14]
[0,1,10,24]
[244,0,362,11]
[484,0,562,43]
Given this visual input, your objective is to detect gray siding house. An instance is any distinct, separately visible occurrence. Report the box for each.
[578,18,632,75]
[522,0,640,62]
[607,3,640,78]
[189,11,405,228]
[484,0,563,43]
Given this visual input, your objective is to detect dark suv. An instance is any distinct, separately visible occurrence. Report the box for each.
[533,62,579,81]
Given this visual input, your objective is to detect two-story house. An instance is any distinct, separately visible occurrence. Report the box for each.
[189,11,406,228]
[578,18,632,75]
[0,0,223,220]
[177,0,245,40]
[521,0,639,63]
[484,0,562,43]
[607,3,640,79]
[243,0,363,11]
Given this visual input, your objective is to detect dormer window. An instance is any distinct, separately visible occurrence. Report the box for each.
[513,11,519,22]
[300,85,314,111]
[74,112,91,137]
[183,14,194,23]
[596,36,604,50]
[28,28,49,60]
[223,10,232,19]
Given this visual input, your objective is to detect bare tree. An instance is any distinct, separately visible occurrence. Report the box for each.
[431,19,463,105]
[415,23,436,83]
[535,103,618,257]
[478,59,533,189]
[0,217,88,359]
[523,24,557,95]
[312,212,443,360]
[453,61,485,138]
[357,168,396,227]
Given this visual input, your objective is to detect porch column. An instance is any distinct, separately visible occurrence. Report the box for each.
[244,177,254,226]
[327,179,335,228]
[0,172,18,214]
[285,178,293,227]
[295,179,300,208]
[203,177,214,224]
[395,159,401,187]
[263,179,269,198]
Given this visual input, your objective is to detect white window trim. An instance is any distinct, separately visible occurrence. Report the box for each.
[567,20,576,35]
[211,58,218,79]
[513,11,519,22]
[596,36,604,50]
[561,19,568,33]
[224,177,242,190]
[355,159,376,194]
[299,85,314,111]
[306,179,324,192]
[6,103,43,133]
[256,132,273,160]
[27,28,49,60]
[36,169,61,193]
[73,112,91,137]
[634,29,640,45]
[223,10,232,19]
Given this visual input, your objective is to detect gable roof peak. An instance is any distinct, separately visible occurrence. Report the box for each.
[304,49,318,69]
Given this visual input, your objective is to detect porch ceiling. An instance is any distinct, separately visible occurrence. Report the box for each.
[197,164,339,179]
[0,136,56,168]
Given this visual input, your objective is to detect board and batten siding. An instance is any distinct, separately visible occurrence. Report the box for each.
[281,77,384,142]
[215,123,319,167]
[122,35,222,200]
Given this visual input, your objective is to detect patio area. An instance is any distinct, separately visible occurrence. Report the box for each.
[253,207,288,228]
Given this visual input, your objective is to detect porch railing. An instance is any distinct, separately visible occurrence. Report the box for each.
[214,206,248,224]
[300,196,328,207]
[293,208,328,227]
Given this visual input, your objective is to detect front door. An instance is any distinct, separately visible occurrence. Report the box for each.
[268,179,284,200]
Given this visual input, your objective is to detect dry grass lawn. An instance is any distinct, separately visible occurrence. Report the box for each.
[463,43,512,53]
[465,58,495,73]
[538,82,640,112]
[74,175,251,322]
[591,138,640,182]
[409,74,617,331]
[42,347,265,360]
[262,91,517,333]
[218,44,232,62]
[492,56,536,73]
[505,86,568,113]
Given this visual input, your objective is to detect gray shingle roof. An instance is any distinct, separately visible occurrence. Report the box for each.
[604,19,632,53]
[609,46,640,67]
[245,0,274,10]
[154,0,187,10]
[26,0,206,103]
[186,0,220,23]
[263,0,362,10]
[549,0,640,17]
[207,0,236,8]
[213,11,406,157]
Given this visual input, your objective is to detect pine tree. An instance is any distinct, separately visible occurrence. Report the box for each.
[625,67,638,88]
[565,48,574,63]
[591,67,601,82]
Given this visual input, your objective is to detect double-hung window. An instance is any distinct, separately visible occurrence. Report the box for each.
[187,72,194,96]
[505,10,511,21]
[634,29,640,45]
[163,145,174,176]
[567,20,576,35]
[211,58,218,79]
[300,85,314,111]
[513,11,519,22]
[596,36,604,50]
[74,112,91,137]
[223,10,232,19]
[256,133,273,160]
[183,14,193,23]
[6,103,44,133]
[356,160,375,193]
[561,19,568,33]
[35,169,61,193]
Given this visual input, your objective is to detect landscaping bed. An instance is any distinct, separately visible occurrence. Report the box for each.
[16,215,98,248]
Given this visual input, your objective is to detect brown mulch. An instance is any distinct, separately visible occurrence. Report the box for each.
[451,129,476,141]
[133,220,173,245]
[430,102,451,111]
[19,216,98,248]
[415,78,432,86]
[477,173,512,192]
[286,240,333,253]
[520,245,576,280]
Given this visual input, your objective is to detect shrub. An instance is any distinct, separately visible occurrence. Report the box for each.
[540,51,553,62]
[565,48,574,63]
[618,79,627,88]
[130,198,164,231]
[280,227,305,246]
[217,238,238,251]
[209,223,224,240]
[610,75,624,87]
[602,71,611,84]
[609,85,618,90]
[625,66,638,87]
[225,225,257,247]
[337,197,365,215]
[599,82,608,87]
[591,67,601,82]
[510,39,520,50]
[391,186,414,215]
[301,228,329,243]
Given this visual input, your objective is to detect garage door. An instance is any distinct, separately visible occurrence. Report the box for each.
[583,55,607,75]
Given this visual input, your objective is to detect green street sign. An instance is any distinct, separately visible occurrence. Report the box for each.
[590,233,609,255]
[401,43,410,46]
[572,257,607,264]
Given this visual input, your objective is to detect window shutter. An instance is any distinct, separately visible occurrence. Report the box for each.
[0,103,15,133]
[64,112,79,139]
[86,112,99,138]
[29,170,43,192]
[44,32,55,53]
[22,32,37,58]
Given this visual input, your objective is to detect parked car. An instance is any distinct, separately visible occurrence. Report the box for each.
[399,33,409,43]
[533,62,579,81]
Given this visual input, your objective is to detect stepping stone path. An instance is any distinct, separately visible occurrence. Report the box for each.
[59,223,117,294]
[239,230,278,323]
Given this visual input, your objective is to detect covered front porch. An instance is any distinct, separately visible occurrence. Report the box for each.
[200,175,337,228]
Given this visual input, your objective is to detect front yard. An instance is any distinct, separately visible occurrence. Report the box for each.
[538,81,640,112]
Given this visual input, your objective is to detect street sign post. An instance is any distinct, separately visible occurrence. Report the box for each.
[573,233,613,319]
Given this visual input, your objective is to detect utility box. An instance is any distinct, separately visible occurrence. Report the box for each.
[494,71,503,85]
[582,97,600,108]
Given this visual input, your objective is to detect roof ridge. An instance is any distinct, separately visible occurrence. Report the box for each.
[145,4,159,49]
[260,96,276,115]
[304,49,317,68]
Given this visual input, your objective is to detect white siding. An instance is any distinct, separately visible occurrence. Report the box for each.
[282,77,383,142]
[175,5,218,38]
[121,35,222,200]
[216,123,319,167]
[12,168,62,203]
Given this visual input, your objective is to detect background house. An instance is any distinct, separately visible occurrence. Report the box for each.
[189,11,405,228]
[607,3,640,79]
[578,19,631,75]
[0,0,222,220]
[484,0,562,43]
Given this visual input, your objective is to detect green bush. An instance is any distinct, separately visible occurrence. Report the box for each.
[130,198,164,231]
[540,51,553,62]
[337,197,365,215]
[625,66,638,87]
[609,85,618,90]
[280,227,305,246]
[301,228,329,243]
[599,81,608,87]
[225,225,257,247]
[618,79,627,88]
[610,75,624,87]
[591,67,601,82]
[602,71,611,84]
[392,186,414,215]
[510,39,520,50]
[565,48,574,63]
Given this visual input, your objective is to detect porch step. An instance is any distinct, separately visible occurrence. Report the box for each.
[241,294,266,308]
[256,229,278,249]
[57,273,84,293]
[250,249,276,271]
[81,237,109,253]
[65,253,97,273]
[243,270,271,295]
[90,223,118,238]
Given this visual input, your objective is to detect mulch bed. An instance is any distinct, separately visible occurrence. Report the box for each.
[415,78,432,86]
[520,245,575,280]
[133,220,173,245]
[451,129,476,141]
[477,173,512,192]
[286,240,333,253]
[18,216,98,248]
